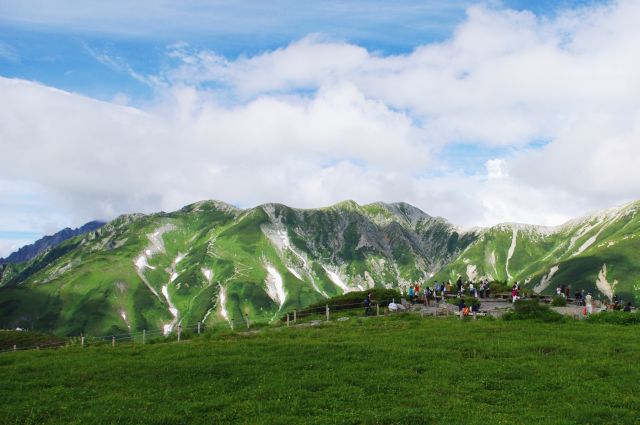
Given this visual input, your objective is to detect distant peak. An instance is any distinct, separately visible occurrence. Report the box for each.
[180,200,241,213]
[330,200,360,209]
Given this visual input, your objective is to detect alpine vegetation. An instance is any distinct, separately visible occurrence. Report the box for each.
[1,199,639,336]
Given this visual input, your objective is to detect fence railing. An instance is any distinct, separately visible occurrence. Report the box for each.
[3,293,564,355]
[0,321,207,354]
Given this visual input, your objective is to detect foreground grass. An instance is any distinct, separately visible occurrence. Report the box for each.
[1,316,639,424]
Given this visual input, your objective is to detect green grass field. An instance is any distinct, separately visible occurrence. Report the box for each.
[1,315,639,424]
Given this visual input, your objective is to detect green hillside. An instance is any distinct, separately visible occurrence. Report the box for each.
[433,201,640,302]
[1,199,639,336]
[0,200,471,336]
[1,316,639,424]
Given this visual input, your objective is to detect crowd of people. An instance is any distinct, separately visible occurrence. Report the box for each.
[371,276,634,316]
[398,277,633,314]
[404,277,494,305]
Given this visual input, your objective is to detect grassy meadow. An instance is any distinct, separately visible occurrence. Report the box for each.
[1,314,639,424]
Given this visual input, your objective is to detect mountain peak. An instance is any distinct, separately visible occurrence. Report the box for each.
[0,220,105,264]
[180,200,240,214]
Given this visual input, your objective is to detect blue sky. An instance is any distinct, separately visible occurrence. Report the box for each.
[0,0,598,101]
[3,0,639,257]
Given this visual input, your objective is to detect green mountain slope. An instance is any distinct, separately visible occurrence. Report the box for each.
[432,201,640,301]
[0,200,472,335]
[2,199,639,336]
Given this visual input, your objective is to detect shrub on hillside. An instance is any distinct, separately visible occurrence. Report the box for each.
[503,299,565,323]
[0,330,67,350]
[489,281,511,295]
[586,311,640,325]
[302,288,401,313]
[551,296,567,307]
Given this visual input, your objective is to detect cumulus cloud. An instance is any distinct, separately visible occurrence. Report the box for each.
[0,78,427,230]
[1,1,640,256]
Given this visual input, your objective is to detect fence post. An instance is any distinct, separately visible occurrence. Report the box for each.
[13,344,16,352]
[377,303,380,316]
[112,336,115,347]
[142,329,146,345]
[286,313,290,327]
[177,325,182,342]
[326,304,330,322]
[246,314,250,329]
[197,322,201,335]
[293,310,297,323]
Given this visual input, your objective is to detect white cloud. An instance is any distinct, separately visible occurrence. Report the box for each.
[486,159,507,180]
[0,77,427,228]
[1,0,640,251]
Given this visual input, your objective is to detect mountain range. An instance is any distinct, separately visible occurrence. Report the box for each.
[0,199,638,335]
[0,221,105,265]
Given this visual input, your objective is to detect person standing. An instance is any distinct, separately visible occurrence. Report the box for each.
[364,293,372,316]
[458,297,465,320]
[585,292,593,315]
[469,283,477,298]
[409,286,415,304]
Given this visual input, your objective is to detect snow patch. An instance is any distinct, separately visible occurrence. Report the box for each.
[133,224,175,302]
[323,266,350,293]
[534,265,559,293]
[505,228,517,280]
[286,266,302,280]
[488,251,496,267]
[364,271,376,289]
[573,235,598,256]
[488,250,498,277]
[161,284,179,335]
[134,255,156,271]
[261,207,326,297]
[201,268,213,283]
[265,264,287,308]
[219,284,229,322]
[466,264,478,281]
[596,264,618,302]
